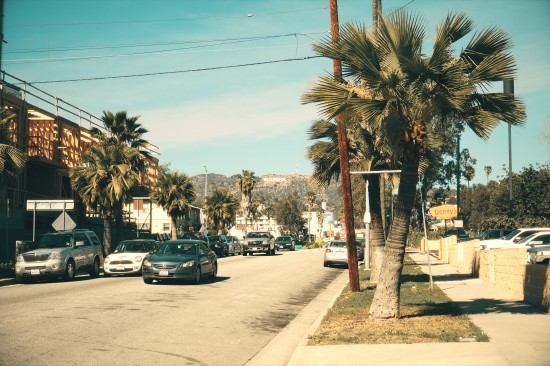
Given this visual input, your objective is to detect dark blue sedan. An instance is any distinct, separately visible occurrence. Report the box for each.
[142,239,217,284]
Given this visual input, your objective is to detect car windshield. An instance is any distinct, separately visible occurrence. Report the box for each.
[247,232,269,239]
[114,241,150,253]
[38,234,72,248]
[276,236,290,241]
[503,230,520,240]
[157,242,197,256]
[517,233,539,244]
[208,236,221,241]
[329,241,346,248]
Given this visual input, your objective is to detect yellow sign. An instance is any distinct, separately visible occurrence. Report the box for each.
[429,205,458,219]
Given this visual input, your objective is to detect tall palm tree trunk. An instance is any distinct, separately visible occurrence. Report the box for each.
[368,174,385,283]
[170,217,178,240]
[369,158,419,319]
[103,215,112,255]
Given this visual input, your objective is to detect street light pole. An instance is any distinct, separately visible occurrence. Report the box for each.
[203,166,208,232]
[503,79,514,217]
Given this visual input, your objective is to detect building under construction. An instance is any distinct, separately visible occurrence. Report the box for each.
[0,71,162,262]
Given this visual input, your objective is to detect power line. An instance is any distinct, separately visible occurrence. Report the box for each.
[5,32,326,55]
[25,56,324,84]
[5,7,327,27]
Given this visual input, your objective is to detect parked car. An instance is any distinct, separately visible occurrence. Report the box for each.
[461,228,515,242]
[225,235,242,255]
[142,239,217,284]
[275,236,296,251]
[480,228,550,250]
[324,240,348,267]
[207,235,230,257]
[15,229,103,282]
[527,244,550,265]
[243,231,275,256]
[104,239,160,276]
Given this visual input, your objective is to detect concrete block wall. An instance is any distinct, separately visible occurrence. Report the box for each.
[448,240,478,274]
[524,264,550,311]
[478,248,527,300]
[418,236,549,312]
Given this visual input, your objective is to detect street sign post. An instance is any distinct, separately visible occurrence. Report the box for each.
[26,200,75,241]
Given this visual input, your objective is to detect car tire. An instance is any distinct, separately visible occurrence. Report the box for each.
[243,251,247,256]
[193,266,201,285]
[249,252,253,256]
[64,260,76,281]
[143,278,153,284]
[89,257,100,278]
[210,262,217,280]
[104,272,111,277]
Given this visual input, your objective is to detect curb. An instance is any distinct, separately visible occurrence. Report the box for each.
[0,278,16,287]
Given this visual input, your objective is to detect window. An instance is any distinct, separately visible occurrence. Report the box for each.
[163,223,170,232]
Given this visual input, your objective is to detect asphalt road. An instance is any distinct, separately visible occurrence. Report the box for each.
[0,248,343,366]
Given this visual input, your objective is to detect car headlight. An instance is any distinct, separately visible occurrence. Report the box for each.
[142,259,151,268]
[16,254,23,262]
[135,256,143,263]
[49,252,62,260]
[180,260,196,268]
[104,256,111,264]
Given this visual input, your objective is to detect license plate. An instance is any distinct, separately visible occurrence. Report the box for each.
[31,269,40,275]
[159,270,169,276]
[117,265,125,271]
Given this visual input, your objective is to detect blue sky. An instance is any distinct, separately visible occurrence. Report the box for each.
[4,0,549,185]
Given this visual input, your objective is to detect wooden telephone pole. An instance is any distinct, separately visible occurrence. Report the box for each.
[328,0,360,292]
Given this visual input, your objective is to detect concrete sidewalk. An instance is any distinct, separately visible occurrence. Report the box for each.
[249,249,550,366]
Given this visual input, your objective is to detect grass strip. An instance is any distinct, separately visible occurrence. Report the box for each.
[308,255,488,345]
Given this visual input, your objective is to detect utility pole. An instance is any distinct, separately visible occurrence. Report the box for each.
[0,0,4,72]
[329,0,359,292]
[504,79,514,217]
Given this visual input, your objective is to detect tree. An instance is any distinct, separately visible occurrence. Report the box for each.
[302,10,526,318]
[484,166,493,184]
[0,108,27,209]
[235,170,257,227]
[205,188,239,234]
[90,110,152,243]
[272,192,306,241]
[70,142,141,254]
[150,170,196,240]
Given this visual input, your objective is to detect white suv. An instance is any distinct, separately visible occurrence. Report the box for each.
[15,229,103,282]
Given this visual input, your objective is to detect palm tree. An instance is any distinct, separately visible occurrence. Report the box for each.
[306,117,398,282]
[91,110,151,158]
[91,110,152,242]
[70,142,141,254]
[484,165,492,185]
[205,188,239,234]
[235,170,257,227]
[151,170,196,240]
[302,10,525,319]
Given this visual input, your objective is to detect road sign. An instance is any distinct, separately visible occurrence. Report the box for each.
[52,212,76,231]
[26,200,74,211]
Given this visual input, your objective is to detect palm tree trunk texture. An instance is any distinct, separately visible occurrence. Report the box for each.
[114,202,124,248]
[368,174,385,283]
[103,216,112,255]
[171,217,178,240]
[369,159,419,319]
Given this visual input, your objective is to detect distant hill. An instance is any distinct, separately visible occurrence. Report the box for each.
[190,173,342,212]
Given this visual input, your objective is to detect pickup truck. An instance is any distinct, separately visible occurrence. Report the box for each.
[242,231,275,256]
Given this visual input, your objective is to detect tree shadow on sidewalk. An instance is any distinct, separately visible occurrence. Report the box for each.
[415,298,546,316]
